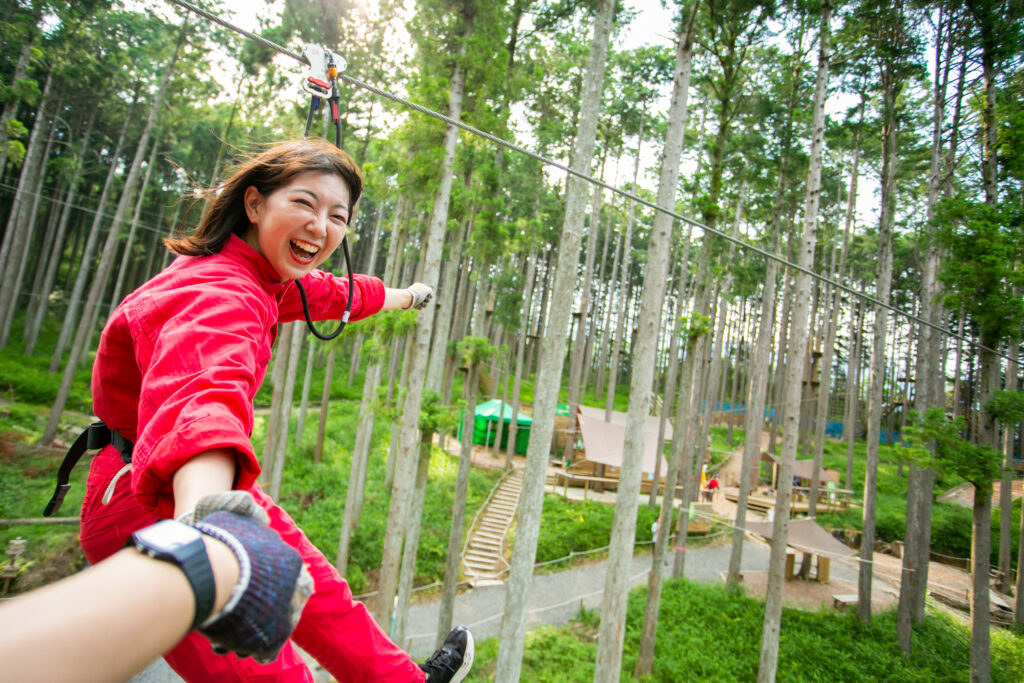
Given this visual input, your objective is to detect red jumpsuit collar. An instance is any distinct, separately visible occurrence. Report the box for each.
[221,234,291,295]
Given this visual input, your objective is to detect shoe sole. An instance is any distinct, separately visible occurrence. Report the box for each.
[449,630,475,683]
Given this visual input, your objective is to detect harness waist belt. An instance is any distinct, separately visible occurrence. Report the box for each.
[44,421,134,517]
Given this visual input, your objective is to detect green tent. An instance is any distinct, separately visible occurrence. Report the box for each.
[457,398,532,454]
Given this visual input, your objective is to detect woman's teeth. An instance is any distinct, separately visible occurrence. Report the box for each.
[291,240,319,258]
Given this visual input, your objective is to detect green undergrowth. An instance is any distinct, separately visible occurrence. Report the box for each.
[814,439,1020,573]
[466,579,1024,682]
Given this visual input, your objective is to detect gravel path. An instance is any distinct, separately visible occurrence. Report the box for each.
[130,537,772,681]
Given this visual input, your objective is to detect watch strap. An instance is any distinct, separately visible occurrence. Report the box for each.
[130,522,217,632]
[179,539,217,631]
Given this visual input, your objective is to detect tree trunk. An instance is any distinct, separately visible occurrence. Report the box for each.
[598,3,695,675]
[106,142,158,314]
[376,38,468,630]
[40,24,185,447]
[970,486,992,683]
[564,185,603,462]
[47,89,139,373]
[0,41,32,180]
[24,108,98,354]
[336,358,383,574]
[426,197,469,394]
[505,253,536,465]
[296,338,316,442]
[757,5,829,679]
[494,3,614,679]
[437,363,478,645]
[728,241,780,586]
[314,344,338,463]
[649,260,687,509]
[808,239,844,521]
[604,192,637,419]
[267,322,304,500]
[0,72,55,345]
[859,15,901,624]
[593,229,622,397]
[392,433,433,644]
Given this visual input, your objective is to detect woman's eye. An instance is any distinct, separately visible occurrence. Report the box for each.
[295,198,313,208]
[332,215,348,224]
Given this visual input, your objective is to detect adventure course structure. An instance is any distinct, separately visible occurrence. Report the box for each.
[1,0,1023,682]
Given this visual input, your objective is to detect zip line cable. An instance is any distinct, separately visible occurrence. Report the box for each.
[168,0,1013,364]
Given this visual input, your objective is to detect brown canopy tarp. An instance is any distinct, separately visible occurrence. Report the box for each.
[575,405,671,475]
[761,454,839,486]
[745,518,855,558]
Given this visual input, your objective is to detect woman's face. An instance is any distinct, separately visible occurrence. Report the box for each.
[242,171,351,282]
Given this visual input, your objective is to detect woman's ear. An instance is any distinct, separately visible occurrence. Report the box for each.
[243,186,262,224]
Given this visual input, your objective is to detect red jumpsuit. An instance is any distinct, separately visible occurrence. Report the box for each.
[79,235,426,682]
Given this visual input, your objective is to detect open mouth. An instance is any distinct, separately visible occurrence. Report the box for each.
[290,239,320,262]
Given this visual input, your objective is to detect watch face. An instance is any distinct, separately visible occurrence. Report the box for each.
[135,520,203,553]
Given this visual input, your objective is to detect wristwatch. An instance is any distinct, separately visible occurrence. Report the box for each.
[130,519,216,630]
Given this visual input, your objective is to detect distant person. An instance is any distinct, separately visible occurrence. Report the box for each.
[46,140,469,683]
[707,475,720,501]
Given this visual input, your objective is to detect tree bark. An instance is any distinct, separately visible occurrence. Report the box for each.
[505,253,536,465]
[598,3,695,675]
[296,338,316,442]
[564,185,603,462]
[0,72,55,345]
[593,229,622,398]
[376,36,468,630]
[0,40,33,180]
[47,89,139,373]
[41,23,185,447]
[392,433,433,644]
[758,5,829,679]
[267,322,304,501]
[313,344,338,463]
[106,142,158,315]
[336,358,383,574]
[24,107,98,355]
[494,3,614,679]
[728,239,780,587]
[437,363,478,646]
[859,9,901,624]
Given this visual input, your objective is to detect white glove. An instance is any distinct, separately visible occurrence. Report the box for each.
[406,282,433,310]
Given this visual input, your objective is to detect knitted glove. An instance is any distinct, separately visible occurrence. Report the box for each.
[185,492,314,663]
[406,282,433,310]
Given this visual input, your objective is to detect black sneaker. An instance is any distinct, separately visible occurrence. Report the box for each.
[420,625,474,683]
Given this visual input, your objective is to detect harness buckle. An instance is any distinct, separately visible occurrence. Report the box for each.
[43,484,71,518]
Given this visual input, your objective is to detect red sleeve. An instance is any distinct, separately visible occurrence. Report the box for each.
[124,282,272,517]
[277,270,385,324]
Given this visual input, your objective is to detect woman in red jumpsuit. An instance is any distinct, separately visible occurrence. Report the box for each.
[78,140,469,682]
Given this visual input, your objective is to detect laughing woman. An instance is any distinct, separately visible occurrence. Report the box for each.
[74,139,472,683]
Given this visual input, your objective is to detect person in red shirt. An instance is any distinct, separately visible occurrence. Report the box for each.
[706,474,720,501]
[76,140,471,683]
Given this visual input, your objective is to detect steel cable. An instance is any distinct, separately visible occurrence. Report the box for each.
[167,0,1013,363]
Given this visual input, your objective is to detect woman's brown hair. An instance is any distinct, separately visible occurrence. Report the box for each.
[165,139,364,256]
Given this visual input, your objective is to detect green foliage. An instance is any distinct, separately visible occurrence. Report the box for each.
[984,390,1024,426]
[420,390,462,435]
[457,336,496,367]
[816,434,1018,570]
[533,495,669,567]
[935,197,1024,346]
[0,348,91,411]
[905,407,1002,491]
[681,312,711,348]
[468,579,1024,682]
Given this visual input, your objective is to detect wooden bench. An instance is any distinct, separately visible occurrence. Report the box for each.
[832,594,858,610]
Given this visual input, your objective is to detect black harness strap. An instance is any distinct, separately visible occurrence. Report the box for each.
[44,421,134,517]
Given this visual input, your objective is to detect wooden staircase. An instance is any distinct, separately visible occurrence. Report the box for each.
[462,468,523,585]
